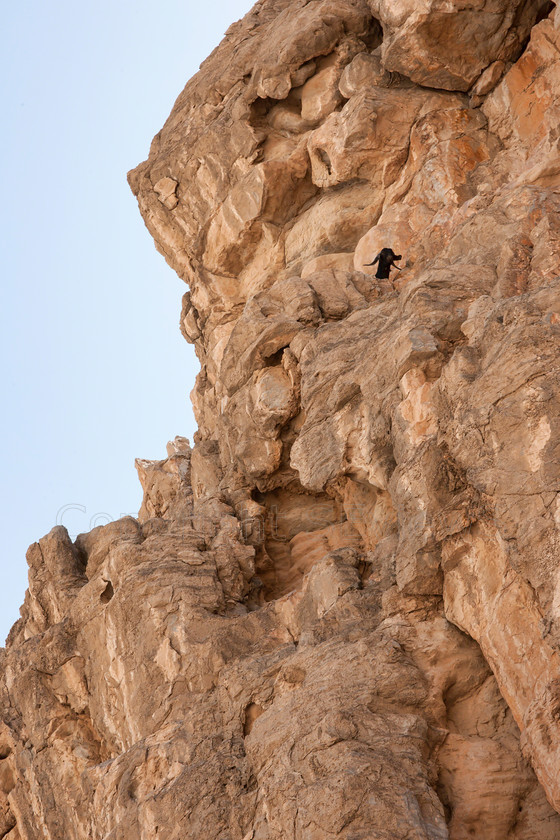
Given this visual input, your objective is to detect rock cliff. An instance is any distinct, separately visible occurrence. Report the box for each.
[3,1,560,837]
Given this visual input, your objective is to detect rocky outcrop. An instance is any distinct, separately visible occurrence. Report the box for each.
[2,1,560,838]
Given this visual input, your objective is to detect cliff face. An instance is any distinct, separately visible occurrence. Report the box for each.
[3,1,560,838]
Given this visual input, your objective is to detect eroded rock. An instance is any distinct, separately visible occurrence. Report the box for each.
[4,0,560,838]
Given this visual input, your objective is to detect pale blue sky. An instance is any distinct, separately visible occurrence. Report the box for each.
[1,0,254,643]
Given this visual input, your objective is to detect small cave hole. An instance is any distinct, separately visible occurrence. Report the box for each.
[74,542,88,576]
[358,558,373,584]
[251,97,272,117]
[0,745,11,760]
[100,580,114,604]
[435,775,453,825]
[243,702,264,737]
[362,18,383,50]
[263,346,288,367]
[317,148,332,175]
[536,1,555,24]
[245,774,258,793]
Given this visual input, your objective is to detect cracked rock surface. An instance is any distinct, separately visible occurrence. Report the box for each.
[3,1,560,838]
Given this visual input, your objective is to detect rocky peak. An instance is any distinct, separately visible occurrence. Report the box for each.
[2,1,560,838]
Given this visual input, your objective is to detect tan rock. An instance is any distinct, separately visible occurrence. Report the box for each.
[135,437,192,522]
[252,366,298,435]
[4,1,560,838]
[153,176,179,210]
[300,64,343,123]
[300,252,354,277]
[483,19,560,186]
[368,0,551,91]
[442,521,560,812]
[339,50,393,97]
[470,59,506,96]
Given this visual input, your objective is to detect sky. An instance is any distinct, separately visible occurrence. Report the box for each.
[0,0,255,644]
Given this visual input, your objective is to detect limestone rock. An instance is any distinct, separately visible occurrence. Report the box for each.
[135,436,193,522]
[368,0,553,91]
[153,176,179,210]
[4,0,560,838]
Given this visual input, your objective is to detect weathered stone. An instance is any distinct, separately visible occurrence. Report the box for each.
[470,59,506,96]
[135,436,193,522]
[153,176,179,210]
[300,63,343,123]
[368,0,552,91]
[4,1,560,838]
[483,18,560,188]
[339,50,393,96]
